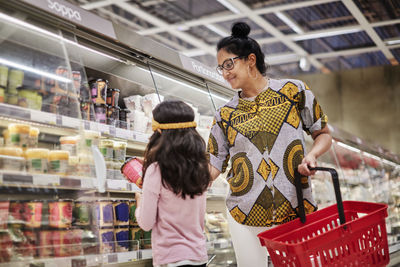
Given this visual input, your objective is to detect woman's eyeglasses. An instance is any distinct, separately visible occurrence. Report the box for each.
[216,56,244,75]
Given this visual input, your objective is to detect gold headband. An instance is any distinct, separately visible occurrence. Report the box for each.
[152,119,197,131]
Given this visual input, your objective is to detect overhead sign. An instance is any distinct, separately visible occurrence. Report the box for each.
[21,0,116,39]
[179,54,229,87]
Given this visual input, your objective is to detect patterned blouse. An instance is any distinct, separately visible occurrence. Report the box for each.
[207,78,328,226]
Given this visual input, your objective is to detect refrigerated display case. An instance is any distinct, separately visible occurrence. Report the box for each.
[0,1,236,266]
[0,1,398,266]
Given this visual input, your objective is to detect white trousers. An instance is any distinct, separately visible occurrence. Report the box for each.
[227,211,272,267]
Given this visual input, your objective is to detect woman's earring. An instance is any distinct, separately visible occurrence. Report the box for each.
[247,66,258,80]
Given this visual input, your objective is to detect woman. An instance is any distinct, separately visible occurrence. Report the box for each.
[207,22,332,267]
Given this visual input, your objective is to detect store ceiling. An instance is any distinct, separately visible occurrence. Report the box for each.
[67,0,400,76]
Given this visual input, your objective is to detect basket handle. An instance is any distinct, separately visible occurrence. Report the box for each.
[295,167,346,225]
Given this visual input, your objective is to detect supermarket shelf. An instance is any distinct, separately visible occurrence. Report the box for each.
[0,171,140,193]
[0,250,150,267]
[0,103,149,151]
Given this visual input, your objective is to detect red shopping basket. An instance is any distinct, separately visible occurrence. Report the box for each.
[258,167,389,267]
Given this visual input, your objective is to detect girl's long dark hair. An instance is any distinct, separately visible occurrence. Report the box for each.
[142,100,211,199]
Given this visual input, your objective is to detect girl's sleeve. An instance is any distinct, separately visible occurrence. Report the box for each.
[135,163,161,231]
[298,82,328,135]
[207,110,230,173]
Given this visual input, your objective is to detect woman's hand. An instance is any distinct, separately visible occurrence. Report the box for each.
[298,153,317,176]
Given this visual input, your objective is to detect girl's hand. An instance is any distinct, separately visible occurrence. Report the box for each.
[136,177,143,189]
[298,154,317,176]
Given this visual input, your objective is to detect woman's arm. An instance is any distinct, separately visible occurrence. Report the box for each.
[298,125,332,176]
[209,164,221,181]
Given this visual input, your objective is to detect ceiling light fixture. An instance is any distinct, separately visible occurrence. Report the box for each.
[216,0,240,14]
[275,11,303,34]
[182,50,208,57]
[299,57,311,71]
[293,28,362,41]
[385,38,400,45]
[205,24,229,37]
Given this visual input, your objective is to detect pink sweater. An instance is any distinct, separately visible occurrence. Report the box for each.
[135,163,208,266]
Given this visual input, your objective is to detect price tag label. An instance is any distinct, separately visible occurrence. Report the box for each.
[33,175,60,186]
[31,110,56,124]
[90,122,100,132]
[108,254,118,263]
[99,124,109,135]
[116,128,133,140]
[56,114,62,125]
[109,126,116,137]
[81,178,95,189]
[84,121,91,130]
[117,251,138,263]
[62,116,81,129]
[107,180,127,190]
[134,132,150,143]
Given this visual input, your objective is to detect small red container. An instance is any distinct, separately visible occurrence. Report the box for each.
[258,201,389,267]
[121,157,143,187]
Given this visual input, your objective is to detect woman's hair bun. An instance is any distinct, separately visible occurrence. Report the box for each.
[231,22,250,39]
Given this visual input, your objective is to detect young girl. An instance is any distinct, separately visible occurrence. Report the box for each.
[135,100,211,267]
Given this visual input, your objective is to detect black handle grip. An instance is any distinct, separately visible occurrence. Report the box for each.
[295,167,346,225]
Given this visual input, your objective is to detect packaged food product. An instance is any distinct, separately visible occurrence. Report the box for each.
[118,108,130,129]
[0,87,4,103]
[70,229,83,256]
[17,88,42,110]
[0,147,25,171]
[53,230,72,257]
[21,230,38,258]
[8,123,30,148]
[0,65,8,88]
[92,201,114,227]
[67,156,79,175]
[99,139,114,161]
[106,105,120,126]
[0,202,9,229]
[94,103,108,124]
[113,141,127,162]
[129,227,141,251]
[82,130,101,150]
[38,230,53,258]
[90,79,108,104]
[115,227,129,252]
[106,88,120,107]
[123,95,142,111]
[23,201,43,228]
[129,201,137,226]
[82,230,98,255]
[98,228,115,253]
[28,127,40,147]
[106,160,114,179]
[48,200,73,228]
[142,230,152,249]
[60,136,78,156]
[80,101,94,121]
[121,157,143,187]
[2,130,9,146]
[73,201,91,226]
[78,153,95,177]
[9,201,24,224]
[49,150,69,175]
[113,201,129,227]
[26,148,49,174]
[7,69,24,96]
